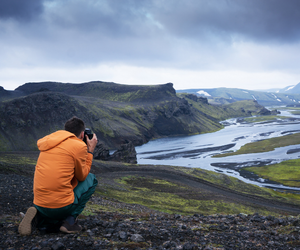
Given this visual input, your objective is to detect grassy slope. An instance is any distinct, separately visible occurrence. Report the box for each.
[2,152,300,216]
[94,164,300,216]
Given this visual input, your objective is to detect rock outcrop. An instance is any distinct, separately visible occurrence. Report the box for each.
[93,143,110,161]
[110,141,137,164]
[93,141,137,163]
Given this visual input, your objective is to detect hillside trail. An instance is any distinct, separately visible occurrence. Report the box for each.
[92,162,300,215]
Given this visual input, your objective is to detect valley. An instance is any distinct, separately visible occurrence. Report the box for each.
[136,107,300,192]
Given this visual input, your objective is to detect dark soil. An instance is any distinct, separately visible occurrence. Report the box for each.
[2,161,300,249]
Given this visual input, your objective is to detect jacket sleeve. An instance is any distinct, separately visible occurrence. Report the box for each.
[73,144,93,182]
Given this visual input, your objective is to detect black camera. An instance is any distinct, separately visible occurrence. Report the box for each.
[83,128,93,144]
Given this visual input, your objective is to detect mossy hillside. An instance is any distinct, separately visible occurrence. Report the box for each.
[0,133,11,151]
[177,93,229,120]
[213,132,300,158]
[95,175,278,216]
[224,100,271,115]
[0,92,92,151]
[0,152,38,176]
[83,97,224,147]
[1,85,227,150]
[178,93,269,121]
[0,152,37,165]
[244,159,300,187]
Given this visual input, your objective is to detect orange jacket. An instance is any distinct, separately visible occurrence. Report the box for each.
[33,130,93,208]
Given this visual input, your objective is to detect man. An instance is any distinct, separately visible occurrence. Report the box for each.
[18,116,98,235]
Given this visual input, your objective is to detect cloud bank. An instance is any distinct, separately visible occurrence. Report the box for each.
[0,0,300,90]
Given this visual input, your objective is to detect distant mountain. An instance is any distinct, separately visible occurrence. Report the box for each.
[177,84,300,106]
[277,82,300,94]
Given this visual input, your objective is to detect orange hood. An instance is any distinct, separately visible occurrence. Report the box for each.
[37,130,77,152]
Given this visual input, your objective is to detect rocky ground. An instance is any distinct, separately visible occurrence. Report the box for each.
[2,173,300,249]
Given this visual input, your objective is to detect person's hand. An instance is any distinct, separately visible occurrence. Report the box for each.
[86,133,98,153]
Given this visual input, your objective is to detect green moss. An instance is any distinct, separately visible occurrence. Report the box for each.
[179,167,300,204]
[0,135,10,151]
[0,154,37,165]
[291,111,300,115]
[244,159,300,187]
[243,115,289,123]
[81,200,140,216]
[95,175,282,216]
[214,132,300,157]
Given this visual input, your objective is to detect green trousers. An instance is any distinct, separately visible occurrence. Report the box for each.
[34,173,98,227]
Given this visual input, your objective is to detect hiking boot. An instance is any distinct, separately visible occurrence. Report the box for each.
[59,220,82,234]
[18,207,38,235]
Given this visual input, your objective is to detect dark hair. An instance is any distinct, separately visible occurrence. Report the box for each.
[64,116,85,137]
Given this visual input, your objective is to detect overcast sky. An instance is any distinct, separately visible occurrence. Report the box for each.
[1,0,300,91]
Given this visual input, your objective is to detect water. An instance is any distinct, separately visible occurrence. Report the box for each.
[136,108,300,191]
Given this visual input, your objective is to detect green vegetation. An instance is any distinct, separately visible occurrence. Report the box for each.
[177,93,241,120]
[0,153,37,165]
[1,150,300,216]
[96,175,274,215]
[179,93,271,121]
[81,200,142,216]
[213,132,300,158]
[94,165,300,216]
[180,167,300,204]
[244,159,300,187]
[243,115,289,123]
[291,111,300,115]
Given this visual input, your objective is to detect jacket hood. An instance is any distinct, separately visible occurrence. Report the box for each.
[37,130,79,151]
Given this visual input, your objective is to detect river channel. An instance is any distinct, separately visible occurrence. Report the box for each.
[136,108,300,191]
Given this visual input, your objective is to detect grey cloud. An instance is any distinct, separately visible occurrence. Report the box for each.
[153,0,300,42]
[0,0,45,21]
[42,0,300,43]
[1,0,300,71]
[46,0,157,38]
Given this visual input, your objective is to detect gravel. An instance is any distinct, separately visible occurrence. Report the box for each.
[1,173,300,249]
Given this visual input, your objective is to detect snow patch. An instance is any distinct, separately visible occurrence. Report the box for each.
[242,91,248,93]
[252,95,257,100]
[286,85,295,91]
[277,99,282,102]
[197,90,211,96]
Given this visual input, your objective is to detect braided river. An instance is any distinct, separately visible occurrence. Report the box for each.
[136,108,300,191]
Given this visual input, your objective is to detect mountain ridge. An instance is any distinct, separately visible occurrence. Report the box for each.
[0,81,273,152]
[177,82,300,106]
